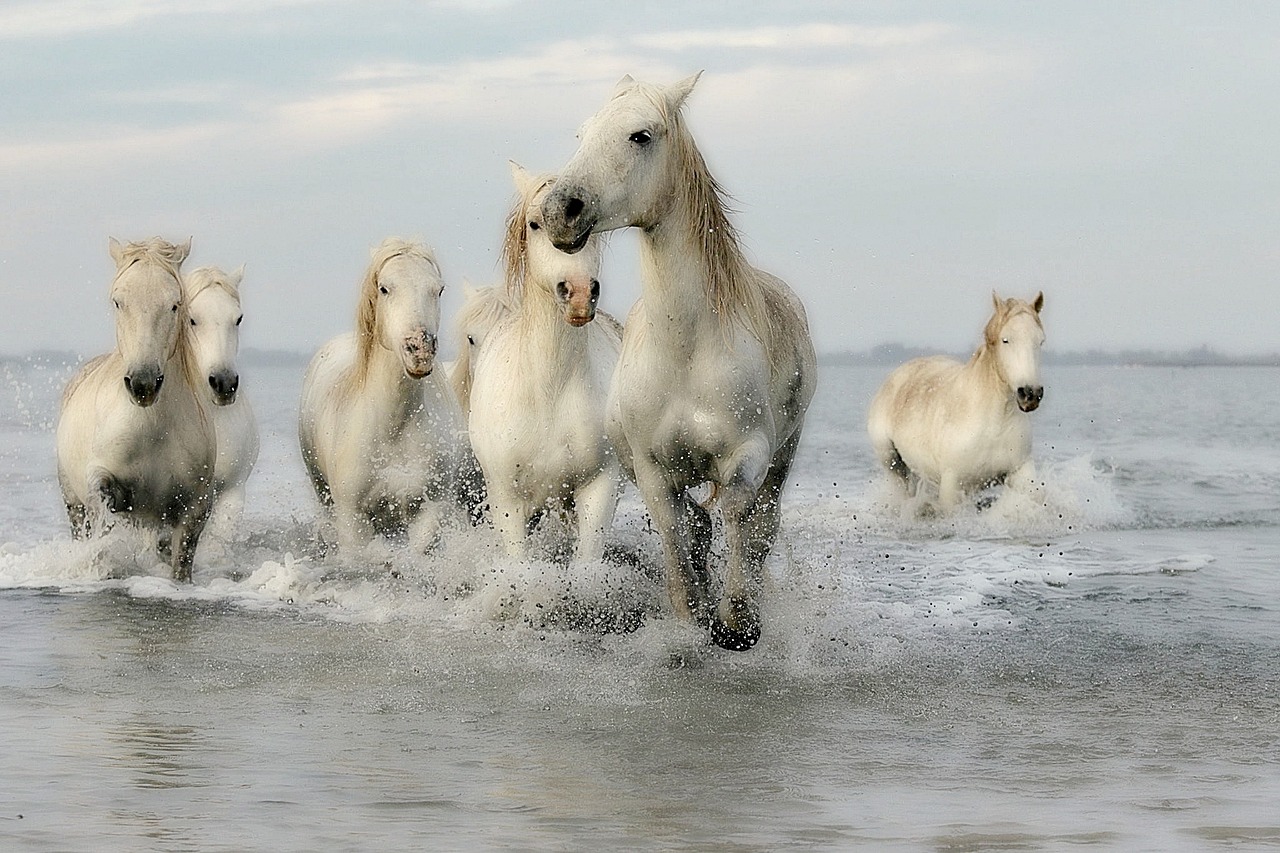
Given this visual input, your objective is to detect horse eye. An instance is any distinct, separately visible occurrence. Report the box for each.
[113,300,121,309]
[1001,338,1010,344]
[236,315,243,326]
[467,335,475,346]
[379,286,389,295]
[629,130,652,145]
[190,318,197,327]
[528,221,540,231]
[171,304,179,313]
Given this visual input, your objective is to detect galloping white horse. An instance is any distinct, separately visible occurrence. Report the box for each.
[540,75,817,650]
[298,238,465,551]
[469,162,624,561]
[867,292,1046,512]
[184,265,258,524]
[56,237,215,581]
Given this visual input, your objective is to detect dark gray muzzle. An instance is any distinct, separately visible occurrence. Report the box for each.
[123,367,164,407]
[209,370,240,406]
[1016,385,1044,413]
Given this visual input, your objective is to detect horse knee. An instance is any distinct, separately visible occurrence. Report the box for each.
[93,474,132,514]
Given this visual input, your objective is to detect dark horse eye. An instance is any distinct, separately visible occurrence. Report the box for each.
[379,286,388,295]
[528,221,540,231]
[629,130,652,145]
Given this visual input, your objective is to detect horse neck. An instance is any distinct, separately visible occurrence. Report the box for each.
[969,342,1016,406]
[514,276,588,383]
[352,340,422,420]
[638,204,732,347]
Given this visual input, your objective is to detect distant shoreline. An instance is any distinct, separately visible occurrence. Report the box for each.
[6,346,1280,370]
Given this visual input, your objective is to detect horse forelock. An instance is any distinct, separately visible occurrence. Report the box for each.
[983,298,1043,349]
[501,174,555,299]
[184,266,241,305]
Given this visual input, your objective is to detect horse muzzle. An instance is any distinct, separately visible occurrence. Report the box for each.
[209,370,239,406]
[1017,385,1044,413]
[557,278,600,327]
[541,185,598,254]
[402,331,437,378]
[123,367,164,407]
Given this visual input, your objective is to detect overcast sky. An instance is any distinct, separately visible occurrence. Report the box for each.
[1,0,1276,358]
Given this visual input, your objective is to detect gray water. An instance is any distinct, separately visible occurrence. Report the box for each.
[1,359,1278,851]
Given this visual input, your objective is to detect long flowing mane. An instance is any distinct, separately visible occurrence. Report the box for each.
[353,238,440,381]
[109,238,203,394]
[501,174,555,300]
[648,87,782,357]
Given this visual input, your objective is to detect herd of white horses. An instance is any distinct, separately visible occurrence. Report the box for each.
[53,74,1046,651]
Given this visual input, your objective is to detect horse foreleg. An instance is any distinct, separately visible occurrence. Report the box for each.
[712,431,792,651]
[635,459,709,625]
[938,470,964,512]
[487,483,533,560]
[170,502,211,584]
[572,468,620,563]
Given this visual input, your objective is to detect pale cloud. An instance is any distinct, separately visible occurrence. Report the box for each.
[634,22,954,53]
[0,0,327,39]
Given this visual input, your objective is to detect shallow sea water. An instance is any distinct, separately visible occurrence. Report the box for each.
[1,358,1278,851]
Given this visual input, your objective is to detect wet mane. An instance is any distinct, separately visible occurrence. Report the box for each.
[501,174,555,300]
[639,84,779,356]
[353,238,440,381]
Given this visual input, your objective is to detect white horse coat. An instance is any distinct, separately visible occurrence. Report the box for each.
[468,164,623,561]
[540,75,817,650]
[867,292,1045,511]
[298,239,465,550]
[184,265,259,525]
[56,237,215,580]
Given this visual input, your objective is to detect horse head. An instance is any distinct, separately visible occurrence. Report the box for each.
[986,291,1046,412]
[185,265,245,406]
[540,73,702,254]
[360,239,444,379]
[108,237,191,407]
[508,162,602,326]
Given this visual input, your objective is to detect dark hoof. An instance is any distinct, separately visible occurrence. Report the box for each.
[710,598,761,652]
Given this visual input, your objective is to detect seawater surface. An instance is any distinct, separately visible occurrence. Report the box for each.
[1,358,1278,851]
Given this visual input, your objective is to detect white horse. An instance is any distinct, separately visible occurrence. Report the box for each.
[184,265,259,526]
[867,292,1046,512]
[298,238,465,551]
[446,282,516,422]
[56,237,215,581]
[468,162,624,561]
[540,74,817,650]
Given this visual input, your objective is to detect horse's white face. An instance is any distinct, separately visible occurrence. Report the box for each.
[992,295,1046,412]
[526,180,603,326]
[109,245,188,408]
[376,253,445,378]
[187,272,244,406]
[540,74,700,253]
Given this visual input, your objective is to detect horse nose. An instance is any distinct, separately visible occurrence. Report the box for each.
[208,371,239,405]
[1017,385,1044,412]
[563,196,585,222]
[123,369,164,407]
[557,278,600,327]
[402,331,437,377]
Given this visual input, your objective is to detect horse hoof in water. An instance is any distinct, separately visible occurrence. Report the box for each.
[710,597,761,652]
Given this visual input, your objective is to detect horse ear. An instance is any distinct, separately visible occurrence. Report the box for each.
[991,290,1003,313]
[168,237,192,266]
[614,74,635,92]
[1032,291,1044,313]
[666,71,702,111]
[508,160,538,196]
[108,237,125,266]
[230,264,246,288]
